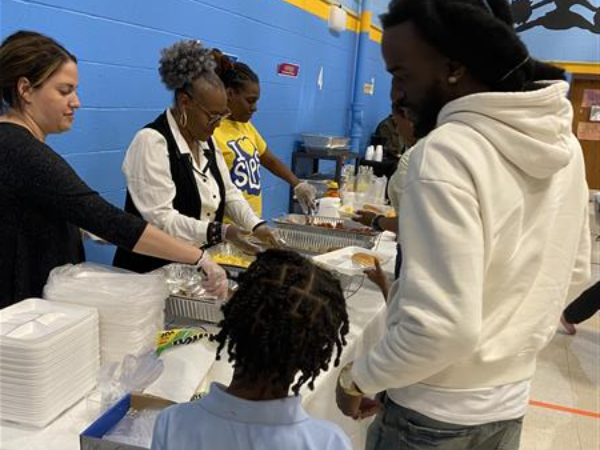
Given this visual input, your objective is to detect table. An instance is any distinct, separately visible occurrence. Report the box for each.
[0,233,398,450]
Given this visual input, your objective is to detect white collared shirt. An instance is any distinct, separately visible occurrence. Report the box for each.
[122,110,262,246]
[151,383,351,450]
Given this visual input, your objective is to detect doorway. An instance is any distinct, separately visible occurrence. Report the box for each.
[569,75,600,189]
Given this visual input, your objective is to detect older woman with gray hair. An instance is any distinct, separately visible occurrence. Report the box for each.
[113,40,280,273]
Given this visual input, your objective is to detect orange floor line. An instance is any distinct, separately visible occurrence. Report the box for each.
[529,400,600,418]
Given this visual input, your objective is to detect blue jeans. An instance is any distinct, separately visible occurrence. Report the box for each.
[366,396,523,450]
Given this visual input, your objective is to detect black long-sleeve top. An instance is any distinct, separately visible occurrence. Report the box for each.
[0,123,147,307]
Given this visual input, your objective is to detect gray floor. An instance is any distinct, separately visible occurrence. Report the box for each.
[520,197,600,450]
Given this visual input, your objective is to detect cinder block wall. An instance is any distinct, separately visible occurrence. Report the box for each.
[0,0,391,263]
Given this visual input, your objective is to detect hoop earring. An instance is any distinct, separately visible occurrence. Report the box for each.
[448,76,458,85]
[179,110,188,128]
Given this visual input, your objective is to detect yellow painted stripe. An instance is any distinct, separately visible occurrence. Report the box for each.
[280,0,304,11]
[370,26,382,44]
[347,12,361,33]
[278,0,382,41]
[360,10,372,33]
[550,61,600,75]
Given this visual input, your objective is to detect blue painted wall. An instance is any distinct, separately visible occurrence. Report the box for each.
[368,0,599,63]
[371,0,391,28]
[362,37,392,146]
[339,0,361,13]
[513,0,600,63]
[0,0,390,264]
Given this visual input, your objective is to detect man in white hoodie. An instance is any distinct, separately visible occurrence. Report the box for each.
[336,1,591,449]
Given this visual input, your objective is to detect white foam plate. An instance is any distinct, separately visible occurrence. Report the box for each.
[0,348,99,381]
[0,325,98,357]
[0,356,98,382]
[0,370,97,401]
[312,246,392,276]
[0,299,97,345]
[0,376,95,427]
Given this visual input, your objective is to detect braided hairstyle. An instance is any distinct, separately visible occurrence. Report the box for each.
[382,0,565,92]
[212,249,350,395]
[212,49,259,92]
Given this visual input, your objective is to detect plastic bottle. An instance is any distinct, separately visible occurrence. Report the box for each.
[356,166,368,193]
[366,166,374,186]
[365,145,375,161]
[341,165,355,193]
[324,181,340,198]
[375,145,384,162]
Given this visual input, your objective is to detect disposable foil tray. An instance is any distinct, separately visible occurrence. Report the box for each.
[301,133,350,149]
[276,227,377,255]
[274,214,379,253]
[165,295,224,324]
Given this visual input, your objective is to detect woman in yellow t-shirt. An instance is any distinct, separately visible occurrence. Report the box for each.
[212,51,316,217]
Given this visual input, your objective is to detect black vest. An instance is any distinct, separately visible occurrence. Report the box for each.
[113,112,226,273]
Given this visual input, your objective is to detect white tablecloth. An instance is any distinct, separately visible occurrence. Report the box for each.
[0,233,397,450]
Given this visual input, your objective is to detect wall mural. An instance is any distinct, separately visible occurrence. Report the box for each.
[511,0,600,34]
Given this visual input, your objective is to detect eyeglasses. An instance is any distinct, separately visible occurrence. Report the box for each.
[187,94,231,127]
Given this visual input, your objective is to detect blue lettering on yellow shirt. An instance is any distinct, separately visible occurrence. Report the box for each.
[227,137,262,196]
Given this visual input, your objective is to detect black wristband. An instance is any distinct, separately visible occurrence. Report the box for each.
[206,222,224,247]
[371,215,385,232]
[252,221,267,232]
[193,252,205,269]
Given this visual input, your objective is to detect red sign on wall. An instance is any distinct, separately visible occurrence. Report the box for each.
[277,63,300,78]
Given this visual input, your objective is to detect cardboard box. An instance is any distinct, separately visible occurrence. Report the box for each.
[80,393,174,450]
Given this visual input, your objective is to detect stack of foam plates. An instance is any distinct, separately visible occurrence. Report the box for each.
[43,263,168,364]
[96,302,164,363]
[0,298,99,428]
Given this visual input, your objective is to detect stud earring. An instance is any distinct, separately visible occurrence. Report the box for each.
[448,76,458,85]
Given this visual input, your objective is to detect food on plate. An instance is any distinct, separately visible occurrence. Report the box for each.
[315,222,343,229]
[307,220,373,234]
[363,204,384,213]
[211,254,253,269]
[363,204,397,218]
[351,252,378,268]
[339,205,355,216]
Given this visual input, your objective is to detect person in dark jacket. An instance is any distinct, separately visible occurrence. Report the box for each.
[371,113,409,161]
[561,281,600,335]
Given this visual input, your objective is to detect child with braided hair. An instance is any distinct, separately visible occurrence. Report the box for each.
[151,249,352,450]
